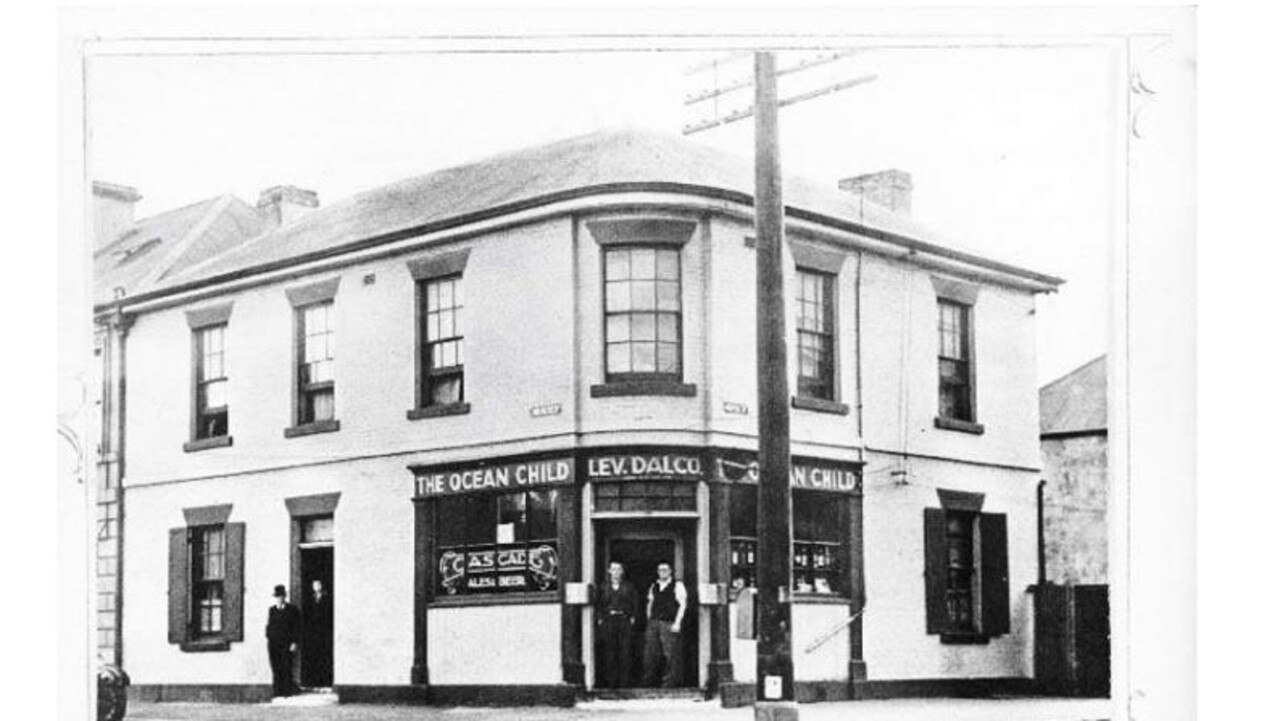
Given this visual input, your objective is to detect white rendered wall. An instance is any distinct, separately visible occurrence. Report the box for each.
[427,605,562,685]
[121,455,415,686]
[727,601,851,684]
[861,453,1037,680]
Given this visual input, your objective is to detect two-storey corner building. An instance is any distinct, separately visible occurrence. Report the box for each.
[104,129,1062,706]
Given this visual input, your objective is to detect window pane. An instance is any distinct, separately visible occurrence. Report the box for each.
[437,497,470,547]
[308,388,335,421]
[632,343,657,373]
[605,250,630,280]
[498,493,527,542]
[606,343,630,373]
[605,281,630,312]
[302,517,334,543]
[656,343,679,374]
[631,280,656,310]
[632,313,656,341]
[631,248,656,279]
[427,282,440,312]
[656,280,680,311]
[606,314,630,342]
[656,249,679,280]
[657,314,678,342]
[730,486,757,537]
[527,490,557,540]
[430,374,463,405]
[203,380,227,408]
[427,312,441,342]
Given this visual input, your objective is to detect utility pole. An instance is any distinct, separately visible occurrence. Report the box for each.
[683,49,876,721]
[751,50,798,721]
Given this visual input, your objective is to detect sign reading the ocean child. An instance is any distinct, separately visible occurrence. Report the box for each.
[713,454,861,494]
[414,456,575,497]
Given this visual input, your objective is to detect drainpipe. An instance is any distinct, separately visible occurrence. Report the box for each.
[1036,479,1047,585]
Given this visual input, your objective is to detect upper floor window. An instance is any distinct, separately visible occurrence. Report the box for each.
[195,324,229,439]
[796,269,835,401]
[184,302,234,452]
[937,299,974,423]
[604,246,682,380]
[406,248,472,420]
[296,302,336,425]
[421,276,464,406]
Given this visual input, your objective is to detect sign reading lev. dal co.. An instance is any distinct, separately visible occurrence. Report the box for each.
[586,452,703,481]
[414,457,575,497]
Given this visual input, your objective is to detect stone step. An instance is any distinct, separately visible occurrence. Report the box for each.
[270,690,338,706]
[588,688,704,701]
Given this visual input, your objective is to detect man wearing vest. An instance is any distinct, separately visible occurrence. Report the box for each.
[642,561,688,687]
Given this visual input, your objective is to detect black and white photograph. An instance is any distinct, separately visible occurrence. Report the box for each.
[46,5,1205,721]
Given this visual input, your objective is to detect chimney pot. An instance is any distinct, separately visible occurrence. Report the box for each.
[258,185,319,227]
[838,169,913,217]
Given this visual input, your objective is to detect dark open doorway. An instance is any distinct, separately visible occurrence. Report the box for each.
[596,521,698,689]
[295,517,334,689]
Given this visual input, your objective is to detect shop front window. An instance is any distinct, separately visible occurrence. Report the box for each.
[435,489,559,596]
[728,486,841,595]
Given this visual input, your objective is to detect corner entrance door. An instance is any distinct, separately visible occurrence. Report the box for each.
[296,516,334,689]
[597,523,698,689]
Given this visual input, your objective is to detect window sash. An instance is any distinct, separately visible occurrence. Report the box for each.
[604,247,683,380]
[191,526,227,636]
[937,300,974,421]
[942,511,979,632]
[194,325,229,439]
[419,277,465,407]
[796,271,836,400]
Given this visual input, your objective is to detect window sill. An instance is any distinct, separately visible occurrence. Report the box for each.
[792,592,853,605]
[791,396,850,415]
[284,419,341,438]
[183,436,233,453]
[179,638,232,653]
[406,402,471,421]
[934,416,986,435]
[940,632,991,645]
[590,381,697,398]
[429,590,561,608]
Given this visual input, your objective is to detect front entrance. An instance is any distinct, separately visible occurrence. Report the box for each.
[294,516,334,689]
[595,521,698,689]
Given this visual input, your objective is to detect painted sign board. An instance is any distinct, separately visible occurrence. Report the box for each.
[414,456,575,497]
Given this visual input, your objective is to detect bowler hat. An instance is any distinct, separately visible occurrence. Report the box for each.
[273,584,287,598]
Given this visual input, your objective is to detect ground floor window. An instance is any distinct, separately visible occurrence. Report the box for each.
[168,506,244,651]
[727,486,843,595]
[923,501,1009,640]
[435,489,560,596]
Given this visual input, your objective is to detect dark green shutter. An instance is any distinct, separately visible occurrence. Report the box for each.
[224,522,246,642]
[923,508,947,634]
[168,527,189,644]
[980,512,1010,636]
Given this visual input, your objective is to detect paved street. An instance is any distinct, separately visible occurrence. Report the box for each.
[127,697,1113,721]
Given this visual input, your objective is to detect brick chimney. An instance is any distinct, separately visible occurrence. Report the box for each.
[257,185,319,227]
[92,181,142,249]
[838,169,913,217]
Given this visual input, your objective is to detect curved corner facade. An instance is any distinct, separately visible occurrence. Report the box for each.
[117,189,1048,704]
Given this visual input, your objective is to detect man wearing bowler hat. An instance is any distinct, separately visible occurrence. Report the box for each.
[265,584,301,698]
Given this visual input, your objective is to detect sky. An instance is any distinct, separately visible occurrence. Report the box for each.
[87,42,1118,385]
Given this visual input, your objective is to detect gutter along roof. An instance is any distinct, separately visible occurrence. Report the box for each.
[99,129,1064,313]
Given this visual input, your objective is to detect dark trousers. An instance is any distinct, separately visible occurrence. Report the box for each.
[597,615,633,688]
[642,620,683,688]
[268,640,296,697]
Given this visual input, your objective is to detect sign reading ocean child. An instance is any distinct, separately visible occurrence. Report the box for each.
[414,457,574,497]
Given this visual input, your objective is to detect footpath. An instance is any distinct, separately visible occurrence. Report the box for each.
[128,696,1113,721]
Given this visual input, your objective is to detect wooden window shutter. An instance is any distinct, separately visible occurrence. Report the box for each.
[923,507,947,634]
[980,512,1010,636]
[223,522,246,642]
[168,527,189,644]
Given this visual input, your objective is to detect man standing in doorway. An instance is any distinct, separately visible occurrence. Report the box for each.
[265,584,301,698]
[302,579,333,688]
[642,561,688,688]
[595,561,639,688]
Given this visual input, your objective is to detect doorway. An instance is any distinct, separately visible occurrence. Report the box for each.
[596,521,698,689]
[295,516,334,689]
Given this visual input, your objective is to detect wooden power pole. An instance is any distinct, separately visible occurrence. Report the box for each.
[751,50,798,721]
[683,48,875,721]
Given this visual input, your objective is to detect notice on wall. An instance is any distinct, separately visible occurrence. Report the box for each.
[414,456,575,497]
